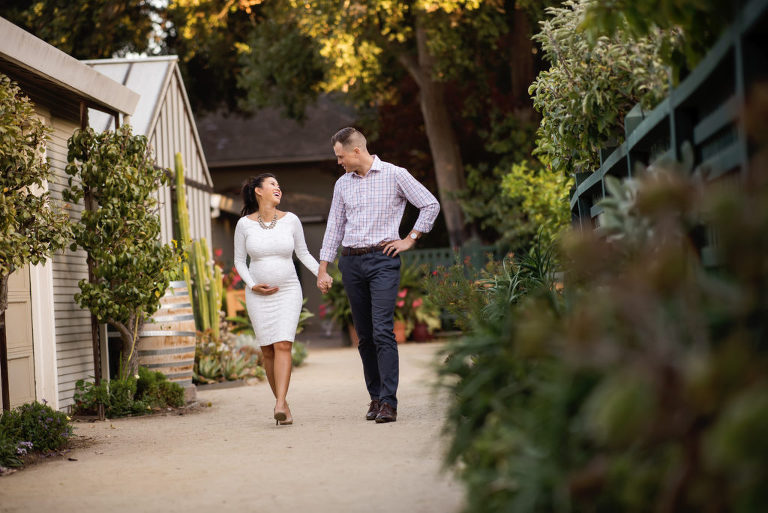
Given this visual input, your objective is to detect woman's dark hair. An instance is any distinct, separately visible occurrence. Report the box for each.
[240,173,277,216]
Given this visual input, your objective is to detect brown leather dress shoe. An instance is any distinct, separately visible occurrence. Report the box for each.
[366,400,380,421]
[375,402,397,423]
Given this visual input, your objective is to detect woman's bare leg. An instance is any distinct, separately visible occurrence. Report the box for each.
[261,344,277,398]
[273,341,293,420]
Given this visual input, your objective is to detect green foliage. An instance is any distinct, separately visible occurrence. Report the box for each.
[291,341,308,368]
[0,428,23,468]
[529,0,674,175]
[225,301,254,336]
[500,161,572,246]
[172,154,223,339]
[64,125,177,377]
[422,257,488,333]
[237,16,326,119]
[73,377,146,418]
[194,331,264,384]
[0,401,73,454]
[580,0,734,71]
[394,260,441,337]
[455,115,569,251]
[135,367,184,409]
[73,367,184,417]
[0,0,158,59]
[295,298,315,335]
[321,264,353,329]
[437,161,768,512]
[162,0,266,113]
[0,73,72,289]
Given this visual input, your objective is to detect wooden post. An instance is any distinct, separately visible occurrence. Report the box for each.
[1,272,10,410]
[0,309,9,411]
[80,102,105,421]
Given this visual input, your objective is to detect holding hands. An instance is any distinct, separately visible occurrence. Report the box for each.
[317,271,333,294]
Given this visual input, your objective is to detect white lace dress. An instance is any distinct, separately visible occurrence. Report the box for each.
[233,212,319,346]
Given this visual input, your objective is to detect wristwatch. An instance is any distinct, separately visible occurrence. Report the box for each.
[409,232,418,241]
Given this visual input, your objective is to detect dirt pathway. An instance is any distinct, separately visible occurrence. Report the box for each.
[0,343,464,513]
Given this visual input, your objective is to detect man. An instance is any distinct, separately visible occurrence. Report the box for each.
[317,127,440,423]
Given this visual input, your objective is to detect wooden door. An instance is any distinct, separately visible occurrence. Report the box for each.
[2,266,36,407]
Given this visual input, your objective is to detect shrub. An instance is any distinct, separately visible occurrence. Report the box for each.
[136,367,184,408]
[73,377,146,418]
[73,367,184,417]
[0,428,23,468]
[529,0,674,175]
[0,401,73,456]
[194,330,265,384]
[291,341,308,367]
[438,162,768,512]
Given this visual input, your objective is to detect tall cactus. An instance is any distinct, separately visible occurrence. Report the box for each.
[172,153,222,340]
[174,153,192,250]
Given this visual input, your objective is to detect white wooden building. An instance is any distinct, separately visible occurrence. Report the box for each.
[0,18,139,410]
[84,57,213,245]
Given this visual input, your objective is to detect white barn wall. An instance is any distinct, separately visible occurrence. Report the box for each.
[148,69,212,247]
[47,117,95,411]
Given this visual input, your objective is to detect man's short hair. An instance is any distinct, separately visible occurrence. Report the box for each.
[332,127,366,150]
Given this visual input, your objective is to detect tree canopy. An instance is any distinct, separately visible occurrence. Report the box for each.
[1,0,158,59]
[0,73,72,310]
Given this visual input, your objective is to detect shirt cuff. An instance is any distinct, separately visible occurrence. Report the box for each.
[319,248,337,263]
[413,220,434,234]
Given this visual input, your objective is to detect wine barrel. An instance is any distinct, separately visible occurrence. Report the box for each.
[137,280,197,402]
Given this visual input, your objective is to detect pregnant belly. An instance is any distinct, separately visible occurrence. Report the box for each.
[249,260,297,287]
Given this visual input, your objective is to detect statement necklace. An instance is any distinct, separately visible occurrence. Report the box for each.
[257,213,278,230]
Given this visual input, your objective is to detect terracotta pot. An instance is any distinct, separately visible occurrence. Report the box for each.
[393,320,407,344]
[410,322,432,342]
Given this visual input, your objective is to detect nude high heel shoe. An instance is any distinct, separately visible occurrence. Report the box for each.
[274,405,293,425]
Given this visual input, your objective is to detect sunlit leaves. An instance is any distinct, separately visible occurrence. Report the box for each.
[0,73,72,282]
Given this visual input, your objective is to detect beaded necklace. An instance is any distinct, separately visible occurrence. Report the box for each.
[257,213,278,229]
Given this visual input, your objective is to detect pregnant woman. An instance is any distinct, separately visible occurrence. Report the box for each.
[233,173,324,425]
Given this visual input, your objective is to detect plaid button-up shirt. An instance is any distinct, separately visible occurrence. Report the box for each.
[319,156,440,262]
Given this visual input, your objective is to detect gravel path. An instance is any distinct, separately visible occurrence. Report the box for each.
[0,342,464,513]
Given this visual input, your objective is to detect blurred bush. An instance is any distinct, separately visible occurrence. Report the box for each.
[438,153,768,512]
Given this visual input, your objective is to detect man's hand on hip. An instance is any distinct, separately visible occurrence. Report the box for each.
[383,237,416,257]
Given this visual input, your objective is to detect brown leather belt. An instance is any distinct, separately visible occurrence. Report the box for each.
[341,244,387,256]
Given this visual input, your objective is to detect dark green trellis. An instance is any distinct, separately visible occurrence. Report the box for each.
[571,0,768,267]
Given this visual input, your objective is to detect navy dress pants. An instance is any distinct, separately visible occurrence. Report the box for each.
[339,251,400,409]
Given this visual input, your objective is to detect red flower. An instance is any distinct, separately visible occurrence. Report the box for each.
[396,300,405,308]
[432,270,438,276]
[412,297,423,309]
[214,248,223,258]
[397,289,408,298]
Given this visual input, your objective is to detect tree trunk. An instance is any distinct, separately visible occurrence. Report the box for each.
[111,317,139,379]
[400,20,467,249]
[510,8,536,109]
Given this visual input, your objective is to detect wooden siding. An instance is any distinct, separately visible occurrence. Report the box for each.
[48,117,93,411]
[149,71,212,248]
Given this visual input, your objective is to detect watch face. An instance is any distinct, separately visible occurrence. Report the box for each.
[410,233,417,239]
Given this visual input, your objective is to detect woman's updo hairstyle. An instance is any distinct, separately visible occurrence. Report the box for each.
[240,173,277,217]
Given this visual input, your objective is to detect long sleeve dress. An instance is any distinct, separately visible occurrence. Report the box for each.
[233,212,319,346]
